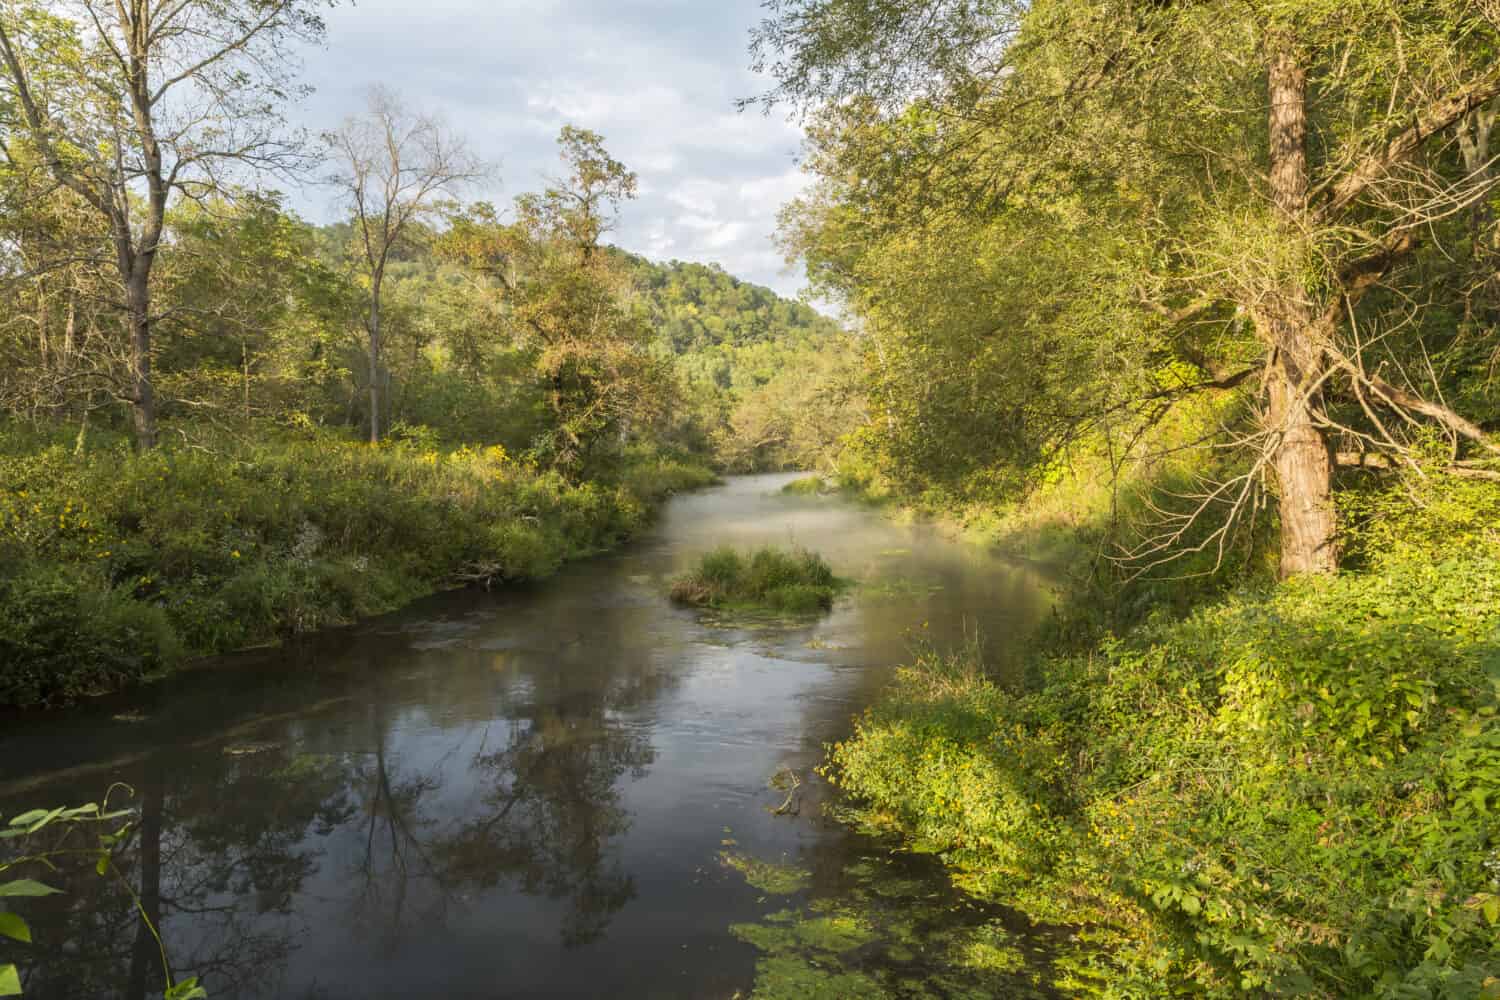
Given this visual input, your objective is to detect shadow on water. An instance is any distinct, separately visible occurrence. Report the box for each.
[0,474,1055,999]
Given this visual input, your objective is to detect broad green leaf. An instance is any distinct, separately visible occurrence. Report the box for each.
[0,913,29,944]
[0,881,60,899]
[1484,897,1499,926]
[5,812,46,829]
[0,963,19,997]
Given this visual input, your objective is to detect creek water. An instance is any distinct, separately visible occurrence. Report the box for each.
[0,474,1056,999]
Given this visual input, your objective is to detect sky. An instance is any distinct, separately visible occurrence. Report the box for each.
[289,0,814,299]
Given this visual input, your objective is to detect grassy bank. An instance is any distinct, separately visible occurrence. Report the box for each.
[825,475,1500,998]
[0,424,715,707]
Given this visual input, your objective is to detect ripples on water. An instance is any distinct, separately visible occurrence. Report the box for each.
[0,474,1054,999]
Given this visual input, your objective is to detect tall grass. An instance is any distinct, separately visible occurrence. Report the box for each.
[670,546,845,613]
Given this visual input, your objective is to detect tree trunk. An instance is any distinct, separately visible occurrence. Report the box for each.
[125,264,158,450]
[1264,33,1338,577]
[368,277,383,444]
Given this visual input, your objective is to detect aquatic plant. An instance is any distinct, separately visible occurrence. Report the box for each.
[726,854,1057,999]
[780,476,830,497]
[669,546,845,614]
[720,852,813,896]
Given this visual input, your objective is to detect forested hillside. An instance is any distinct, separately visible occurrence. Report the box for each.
[624,254,859,472]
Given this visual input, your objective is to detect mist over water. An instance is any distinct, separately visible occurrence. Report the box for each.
[0,474,1051,999]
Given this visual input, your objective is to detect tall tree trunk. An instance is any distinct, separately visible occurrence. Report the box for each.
[1264,33,1338,577]
[368,278,383,444]
[63,289,76,361]
[125,264,158,450]
[1458,101,1498,323]
[36,275,48,370]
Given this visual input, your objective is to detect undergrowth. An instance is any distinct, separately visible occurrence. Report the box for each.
[0,422,715,707]
[826,472,1500,998]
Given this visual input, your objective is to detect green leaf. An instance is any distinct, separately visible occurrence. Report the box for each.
[0,964,19,997]
[23,809,65,835]
[0,881,60,899]
[1484,897,1499,926]
[0,913,29,944]
[165,977,208,1000]
[1181,893,1202,916]
[5,812,46,829]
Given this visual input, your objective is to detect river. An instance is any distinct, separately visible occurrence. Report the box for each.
[0,474,1056,999]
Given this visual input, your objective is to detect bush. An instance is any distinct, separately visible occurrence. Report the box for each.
[670,546,846,613]
[0,423,714,706]
[781,475,830,496]
[829,548,1500,998]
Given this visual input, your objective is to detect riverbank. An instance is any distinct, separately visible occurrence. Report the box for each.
[0,424,716,708]
[824,471,1500,996]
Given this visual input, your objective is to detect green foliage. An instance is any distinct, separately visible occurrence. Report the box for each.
[829,539,1500,997]
[726,854,1056,999]
[621,253,859,472]
[0,793,207,999]
[670,546,846,614]
[0,423,710,706]
[719,852,813,895]
[781,475,832,496]
[765,0,1500,579]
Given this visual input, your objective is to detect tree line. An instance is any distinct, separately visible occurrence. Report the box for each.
[0,0,853,475]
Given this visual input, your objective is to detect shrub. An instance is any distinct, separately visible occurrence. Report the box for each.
[829,549,1500,998]
[0,422,714,706]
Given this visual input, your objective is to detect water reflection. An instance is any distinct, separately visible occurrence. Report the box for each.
[0,475,1052,999]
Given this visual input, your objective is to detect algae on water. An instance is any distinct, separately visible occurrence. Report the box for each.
[720,851,813,895]
[725,852,1062,1000]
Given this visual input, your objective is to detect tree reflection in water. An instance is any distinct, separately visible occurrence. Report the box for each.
[2,647,662,997]
[5,749,351,1000]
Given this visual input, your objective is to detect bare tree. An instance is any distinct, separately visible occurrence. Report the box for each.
[324,85,485,443]
[0,0,332,449]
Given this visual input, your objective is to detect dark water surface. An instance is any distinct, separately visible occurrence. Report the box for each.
[0,475,1052,999]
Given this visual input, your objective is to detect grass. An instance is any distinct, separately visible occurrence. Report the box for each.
[669,546,846,614]
[781,475,831,496]
[0,422,715,707]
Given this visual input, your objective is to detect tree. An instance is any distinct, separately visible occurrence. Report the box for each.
[441,128,673,467]
[323,85,483,443]
[756,0,1500,576]
[0,0,333,449]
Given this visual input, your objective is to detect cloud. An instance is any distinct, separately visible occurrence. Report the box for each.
[287,0,813,298]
